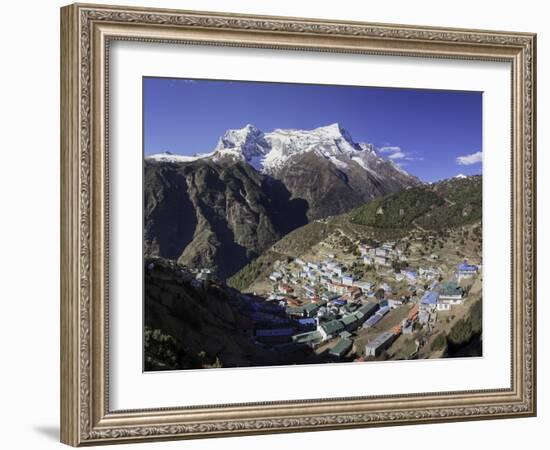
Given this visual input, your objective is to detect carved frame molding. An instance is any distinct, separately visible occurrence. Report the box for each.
[60,3,536,446]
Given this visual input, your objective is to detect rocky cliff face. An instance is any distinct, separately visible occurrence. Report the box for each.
[273,149,417,220]
[211,124,419,220]
[144,159,308,279]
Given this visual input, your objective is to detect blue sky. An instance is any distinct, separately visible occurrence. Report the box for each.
[143,77,482,182]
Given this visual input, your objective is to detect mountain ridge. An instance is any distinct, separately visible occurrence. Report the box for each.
[147,123,418,183]
[144,123,421,279]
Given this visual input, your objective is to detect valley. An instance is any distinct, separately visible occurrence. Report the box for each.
[226,176,482,364]
[140,77,484,372]
[144,154,483,369]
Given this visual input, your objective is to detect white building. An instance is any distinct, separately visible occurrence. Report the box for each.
[342,275,354,286]
[269,271,283,282]
[374,255,390,266]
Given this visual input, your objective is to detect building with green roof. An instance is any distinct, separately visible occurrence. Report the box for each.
[329,338,353,358]
[318,320,344,340]
[352,301,379,325]
[341,314,359,331]
[439,281,464,300]
[285,306,305,318]
[303,303,320,317]
[437,281,465,311]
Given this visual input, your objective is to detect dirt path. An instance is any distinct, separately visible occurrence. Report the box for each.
[444,197,456,207]
[411,220,427,232]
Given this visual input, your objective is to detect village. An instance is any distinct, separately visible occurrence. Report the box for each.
[213,227,483,363]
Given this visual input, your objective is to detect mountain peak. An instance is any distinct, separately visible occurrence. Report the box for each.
[213,124,270,166]
[146,151,214,163]
[313,123,353,142]
[316,122,343,132]
[215,124,265,149]
[152,123,417,188]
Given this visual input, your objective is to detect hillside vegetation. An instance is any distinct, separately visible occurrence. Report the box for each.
[349,176,481,230]
[228,221,332,291]
[229,176,482,291]
[415,176,482,229]
[145,258,278,370]
[349,187,444,228]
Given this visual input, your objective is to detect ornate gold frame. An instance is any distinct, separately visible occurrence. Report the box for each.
[60,3,536,446]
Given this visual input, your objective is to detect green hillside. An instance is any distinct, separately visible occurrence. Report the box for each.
[349,176,481,230]
[415,176,482,229]
[349,187,444,228]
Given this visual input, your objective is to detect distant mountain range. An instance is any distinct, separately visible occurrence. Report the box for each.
[145,123,420,279]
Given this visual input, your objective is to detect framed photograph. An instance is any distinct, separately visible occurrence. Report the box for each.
[60,3,536,446]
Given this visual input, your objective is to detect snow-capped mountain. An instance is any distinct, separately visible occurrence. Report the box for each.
[147,151,214,163]
[144,124,420,277]
[147,123,416,184]
[146,123,420,220]
[208,123,401,178]
[212,124,270,170]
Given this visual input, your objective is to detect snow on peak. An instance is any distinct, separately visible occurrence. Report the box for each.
[259,123,367,173]
[211,123,362,173]
[390,161,411,177]
[213,124,271,166]
[215,124,266,149]
[455,173,468,179]
[357,142,377,154]
[146,151,213,163]
[312,122,352,140]
[149,124,415,183]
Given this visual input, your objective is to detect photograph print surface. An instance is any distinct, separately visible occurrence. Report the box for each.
[143,78,483,371]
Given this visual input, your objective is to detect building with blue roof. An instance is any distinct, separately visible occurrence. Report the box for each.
[421,290,439,305]
[458,262,478,272]
[403,269,417,281]
[297,318,317,331]
[331,298,347,307]
[457,261,478,280]
[420,291,440,312]
[362,312,384,329]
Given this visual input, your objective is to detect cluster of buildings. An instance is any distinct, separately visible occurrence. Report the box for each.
[269,257,369,303]
[303,255,478,359]
[415,270,479,335]
[256,235,479,359]
[362,261,479,358]
[267,239,451,307]
[176,232,481,362]
[291,300,385,358]
[359,241,407,267]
